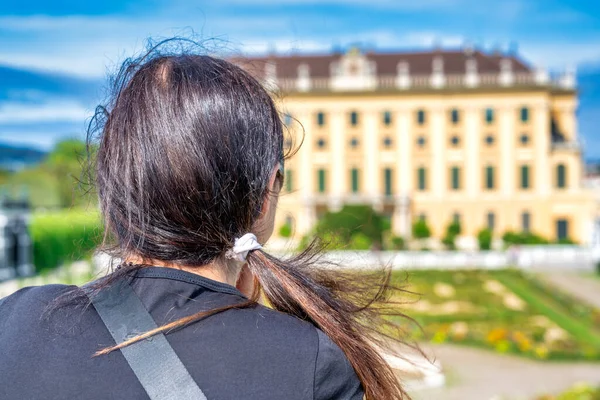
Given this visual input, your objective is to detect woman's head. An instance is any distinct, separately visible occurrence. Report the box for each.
[87,41,414,400]
[96,53,284,267]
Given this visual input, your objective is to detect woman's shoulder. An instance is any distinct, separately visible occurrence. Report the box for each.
[0,284,76,319]
[236,304,363,400]
[314,329,364,400]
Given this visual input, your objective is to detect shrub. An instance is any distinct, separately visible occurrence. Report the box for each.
[477,228,493,250]
[412,219,431,240]
[30,209,102,273]
[390,236,405,250]
[503,231,550,246]
[278,222,292,238]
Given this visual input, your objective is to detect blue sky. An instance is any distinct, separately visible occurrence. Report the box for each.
[0,0,599,157]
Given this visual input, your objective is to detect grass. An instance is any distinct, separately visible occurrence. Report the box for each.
[392,269,600,360]
[496,271,600,347]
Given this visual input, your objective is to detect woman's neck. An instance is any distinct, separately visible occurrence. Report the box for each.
[124,256,238,287]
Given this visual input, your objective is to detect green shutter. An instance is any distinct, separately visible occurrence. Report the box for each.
[451,167,460,190]
[351,169,359,193]
[317,112,325,126]
[557,164,567,188]
[485,108,494,124]
[521,165,530,189]
[418,168,426,191]
[486,166,494,189]
[318,169,326,193]
[384,168,392,196]
[520,107,529,122]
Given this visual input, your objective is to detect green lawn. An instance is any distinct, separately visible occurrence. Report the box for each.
[392,269,600,360]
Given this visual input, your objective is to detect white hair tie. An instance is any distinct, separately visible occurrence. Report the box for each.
[226,233,262,262]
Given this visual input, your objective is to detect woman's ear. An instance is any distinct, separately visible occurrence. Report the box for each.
[253,164,282,243]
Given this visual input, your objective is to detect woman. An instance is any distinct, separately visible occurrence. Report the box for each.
[0,42,411,399]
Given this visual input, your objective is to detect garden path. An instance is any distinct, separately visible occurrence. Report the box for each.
[538,272,600,309]
[408,343,600,400]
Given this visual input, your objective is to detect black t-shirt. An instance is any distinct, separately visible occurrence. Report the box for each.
[0,267,364,399]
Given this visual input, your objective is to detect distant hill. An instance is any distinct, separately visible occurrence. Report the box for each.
[0,143,47,171]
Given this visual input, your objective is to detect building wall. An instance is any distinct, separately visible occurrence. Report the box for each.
[274,89,596,245]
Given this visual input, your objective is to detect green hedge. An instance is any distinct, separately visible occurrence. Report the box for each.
[30,209,103,273]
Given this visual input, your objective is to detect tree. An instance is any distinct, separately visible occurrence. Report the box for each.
[477,228,493,250]
[44,139,96,208]
[315,205,386,249]
[442,220,462,250]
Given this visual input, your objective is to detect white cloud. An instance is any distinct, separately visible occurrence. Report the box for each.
[0,132,58,150]
[0,100,90,124]
[519,42,600,70]
[0,12,599,79]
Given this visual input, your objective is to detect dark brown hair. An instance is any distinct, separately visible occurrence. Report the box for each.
[86,39,417,400]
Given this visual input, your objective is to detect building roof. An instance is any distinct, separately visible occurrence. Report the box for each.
[234,48,531,80]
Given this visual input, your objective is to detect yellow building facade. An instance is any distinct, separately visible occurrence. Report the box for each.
[242,48,596,247]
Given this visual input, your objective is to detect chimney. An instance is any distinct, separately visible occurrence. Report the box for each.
[430,55,445,88]
[534,66,549,85]
[560,65,576,89]
[297,63,311,92]
[463,40,475,57]
[396,61,410,89]
[499,57,514,86]
[465,57,479,88]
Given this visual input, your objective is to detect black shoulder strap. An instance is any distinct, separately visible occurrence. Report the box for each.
[86,279,208,400]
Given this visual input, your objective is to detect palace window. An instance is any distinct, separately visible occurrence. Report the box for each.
[383,136,393,148]
[351,168,360,193]
[557,164,567,189]
[520,107,529,123]
[453,212,461,225]
[384,168,393,196]
[485,166,495,190]
[522,211,531,233]
[317,138,326,149]
[417,167,427,191]
[520,134,530,145]
[487,212,496,231]
[450,135,460,146]
[485,108,494,124]
[417,136,427,147]
[451,109,460,124]
[350,111,359,126]
[383,111,392,126]
[520,165,530,189]
[485,134,495,146]
[556,219,569,241]
[350,137,359,148]
[451,167,461,190]
[317,112,326,127]
[318,169,326,193]
[417,109,426,125]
